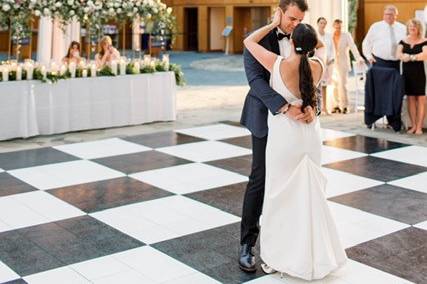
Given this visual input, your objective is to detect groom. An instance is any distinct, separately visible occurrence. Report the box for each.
[239,0,316,272]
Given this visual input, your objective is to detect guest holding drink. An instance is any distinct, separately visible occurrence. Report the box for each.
[397,19,427,135]
[62,41,82,65]
[95,36,120,68]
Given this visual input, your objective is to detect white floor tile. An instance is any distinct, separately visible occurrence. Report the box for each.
[24,266,90,284]
[162,272,222,284]
[70,255,132,281]
[157,141,251,162]
[244,260,413,284]
[130,163,247,194]
[0,219,11,233]
[321,129,355,142]
[388,172,427,194]
[321,145,367,165]
[333,259,414,284]
[0,261,20,283]
[113,246,199,283]
[92,196,240,244]
[414,221,427,231]
[91,270,157,284]
[53,138,151,159]
[321,168,384,198]
[176,124,250,140]
[8,160,125,190]
[328,202,409,248]
[244,274,348,284]
[371,146,427,168]
[0,191,84,231]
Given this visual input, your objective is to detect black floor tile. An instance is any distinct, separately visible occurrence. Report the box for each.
[153,223,264,284]
[48,177,173,213]
[330,184,427,225]
[324,156,427,182]
[0,216,144,276]
[186,182,247,217]
[124,131,204,148]
[221,136,252,149]
[0,173,38,197]
[323,135,409,154]
[92,150,192,174]
[346,227,427,283]
[0,148,79,171]
[207,155,252,176]
[0,230,63,277]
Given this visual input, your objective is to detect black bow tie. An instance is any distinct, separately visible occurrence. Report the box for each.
[277,32,291,41]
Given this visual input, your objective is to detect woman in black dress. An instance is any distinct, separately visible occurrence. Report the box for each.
[397,19,427,135]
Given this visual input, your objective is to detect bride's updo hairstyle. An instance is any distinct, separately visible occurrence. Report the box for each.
[291,23,318,111]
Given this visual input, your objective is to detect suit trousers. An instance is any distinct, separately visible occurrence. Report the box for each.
[333,66,349,109]
[240,134,267,246]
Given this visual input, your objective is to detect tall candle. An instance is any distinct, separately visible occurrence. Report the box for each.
[16,65,22,80]
[2,67,9,82]
[41,66,47,80]
[111,60,118,75]
[143,55,151,66]
[69,62,76,78]
[82,69,88,78]
[59,65,67,76]
[120,60,126,75]
[134,61,140,74]
[91,64,97,77]
[26,64,33,80]
[162,54,169,69]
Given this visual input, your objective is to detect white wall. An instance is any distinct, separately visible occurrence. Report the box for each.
[210,7,225,51]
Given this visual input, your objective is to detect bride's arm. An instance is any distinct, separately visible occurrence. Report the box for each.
[243,9,281,73]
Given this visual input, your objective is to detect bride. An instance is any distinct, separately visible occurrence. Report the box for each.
[243,9,347,281]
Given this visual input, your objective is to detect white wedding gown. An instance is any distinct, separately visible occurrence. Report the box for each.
[260,56,347,280]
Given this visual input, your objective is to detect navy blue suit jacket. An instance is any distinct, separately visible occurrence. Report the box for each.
[240,30,287,138]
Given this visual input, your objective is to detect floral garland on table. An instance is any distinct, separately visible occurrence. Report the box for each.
[0,59,185,86]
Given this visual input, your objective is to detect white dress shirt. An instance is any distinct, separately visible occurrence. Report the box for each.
[277,28,292,58]
[362,20,406,61]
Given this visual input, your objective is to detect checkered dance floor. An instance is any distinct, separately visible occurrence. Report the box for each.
[0,122,425,284]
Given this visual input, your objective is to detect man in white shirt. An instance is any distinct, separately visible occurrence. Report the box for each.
[362,5,406,63]
[362,5,406,131]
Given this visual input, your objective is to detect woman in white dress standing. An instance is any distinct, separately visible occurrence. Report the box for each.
[316,17,335,115]
[243,9,347,281]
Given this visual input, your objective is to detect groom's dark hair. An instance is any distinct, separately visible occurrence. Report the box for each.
[279,0,308,12]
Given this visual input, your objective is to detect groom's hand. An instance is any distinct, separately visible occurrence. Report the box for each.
[285,105,304,120]
[297,106,315,124]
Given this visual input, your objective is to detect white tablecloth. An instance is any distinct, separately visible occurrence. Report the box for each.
[0,72,176,141]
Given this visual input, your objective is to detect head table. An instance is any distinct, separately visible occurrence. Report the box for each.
[0,72,176,141]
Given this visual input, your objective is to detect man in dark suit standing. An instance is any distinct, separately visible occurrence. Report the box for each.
[239,0,315,272]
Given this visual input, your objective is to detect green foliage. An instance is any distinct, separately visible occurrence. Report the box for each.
[169,63,185,87]
[97,65,115,76]
[348,0,359,34]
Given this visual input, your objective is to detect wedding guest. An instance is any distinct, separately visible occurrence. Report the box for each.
[62,41,82,65]
[362,5,406,131]
[316,17,334,114]
[95,36,120,68]
[397,19,427,135]
[331,19,364,114]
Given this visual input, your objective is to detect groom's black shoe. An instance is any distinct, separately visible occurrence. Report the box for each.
[239,244,256,272]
